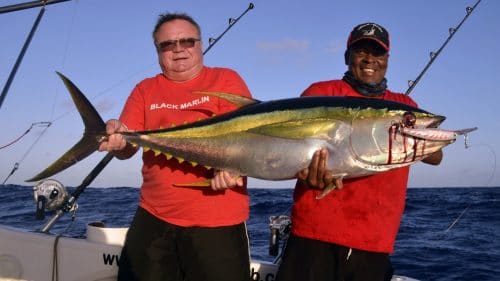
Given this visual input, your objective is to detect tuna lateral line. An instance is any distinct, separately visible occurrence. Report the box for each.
[405,0,482,96]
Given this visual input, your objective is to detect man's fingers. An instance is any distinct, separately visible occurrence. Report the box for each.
[296,168,309,181]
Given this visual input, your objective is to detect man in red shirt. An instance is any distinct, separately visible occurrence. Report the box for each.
[99,13,252,281]
[276,23,443,281]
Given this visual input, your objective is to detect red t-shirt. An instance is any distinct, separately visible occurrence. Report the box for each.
[120,67,251,227]
[291,79,417,253]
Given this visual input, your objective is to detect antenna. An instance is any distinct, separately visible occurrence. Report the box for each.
[405,0,481,95]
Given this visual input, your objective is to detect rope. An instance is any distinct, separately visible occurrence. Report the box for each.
[51,234,62,281]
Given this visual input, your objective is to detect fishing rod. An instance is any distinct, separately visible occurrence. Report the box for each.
[0,0,71,14]
[405,0,481,95]
[35,3,255,233]
[203,3,254,55]
[38,152,114,233]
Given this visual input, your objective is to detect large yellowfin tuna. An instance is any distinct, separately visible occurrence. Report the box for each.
[28,73,476,195]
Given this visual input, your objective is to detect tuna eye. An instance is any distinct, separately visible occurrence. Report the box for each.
[403,112,416,127]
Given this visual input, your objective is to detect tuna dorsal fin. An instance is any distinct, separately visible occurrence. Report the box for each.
[192,91,259,108]
[248,118,339,139]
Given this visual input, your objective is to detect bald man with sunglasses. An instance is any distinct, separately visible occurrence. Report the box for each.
[99,13,252,281]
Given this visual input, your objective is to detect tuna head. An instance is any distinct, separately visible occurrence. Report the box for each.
[348,109,462,173]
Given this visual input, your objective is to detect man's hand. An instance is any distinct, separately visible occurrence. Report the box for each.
[296,148,335,190]
[98,119,128,151]
[98,119,137,160]
[211,170,244,191]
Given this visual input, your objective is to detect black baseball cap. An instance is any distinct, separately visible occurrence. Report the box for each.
[347,23,390,52]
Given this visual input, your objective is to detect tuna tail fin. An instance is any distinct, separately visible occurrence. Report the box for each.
[26,72,106,182]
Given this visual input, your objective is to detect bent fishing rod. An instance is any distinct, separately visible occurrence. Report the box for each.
[405,0,481,95]
[37,3,255,233]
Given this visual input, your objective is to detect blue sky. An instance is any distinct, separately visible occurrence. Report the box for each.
[1,0,498,188]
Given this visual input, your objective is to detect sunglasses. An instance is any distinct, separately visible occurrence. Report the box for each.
[156,38,201,52]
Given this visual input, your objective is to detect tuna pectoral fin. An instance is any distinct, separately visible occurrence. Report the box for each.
[173,180,211,188]
[26,133,100,182]
[315,177,344,200]
[26,72,106,182]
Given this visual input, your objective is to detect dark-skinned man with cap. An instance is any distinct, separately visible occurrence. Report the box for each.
[276,22,443,281]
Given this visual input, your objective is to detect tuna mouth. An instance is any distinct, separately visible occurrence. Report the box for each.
[400,127,457,141]
[427,115,446,128]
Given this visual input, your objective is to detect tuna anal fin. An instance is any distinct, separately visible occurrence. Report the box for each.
[173,179,212,188]
[315,177,344,200]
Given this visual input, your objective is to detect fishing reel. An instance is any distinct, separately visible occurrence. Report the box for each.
[33,179,69,220]
[268,215,291,257]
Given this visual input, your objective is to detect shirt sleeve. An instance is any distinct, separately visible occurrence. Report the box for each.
[119,83,146,131]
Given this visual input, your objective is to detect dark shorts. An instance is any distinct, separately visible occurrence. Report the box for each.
[118,207,251,281]
[276,234,393,281]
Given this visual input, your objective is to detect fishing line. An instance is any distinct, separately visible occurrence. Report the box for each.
[418,139,495,279]
[2,122,52,184]
[405,0,482,95]
[0,122,51,150]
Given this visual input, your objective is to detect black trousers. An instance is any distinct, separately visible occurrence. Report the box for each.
[276,234,394,281]
[118,207,251,281]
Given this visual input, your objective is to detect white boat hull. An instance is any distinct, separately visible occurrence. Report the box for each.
[0,223,417,281]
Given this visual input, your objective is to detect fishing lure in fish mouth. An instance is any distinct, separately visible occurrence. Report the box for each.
[27,72,477,199]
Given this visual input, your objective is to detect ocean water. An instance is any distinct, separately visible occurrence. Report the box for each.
[1,184,499,281]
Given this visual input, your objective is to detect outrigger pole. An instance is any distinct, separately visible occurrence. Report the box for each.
[405,0,482,95]
[0,0,72,110]
[0,0,71,14]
